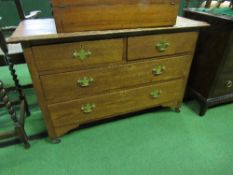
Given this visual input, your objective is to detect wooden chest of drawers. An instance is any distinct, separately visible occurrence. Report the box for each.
[51,0,180,32]
[8,17,208,141]
[184,9,233,116]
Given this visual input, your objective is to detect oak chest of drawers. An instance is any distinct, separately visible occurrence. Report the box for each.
[8,17,208,140]
[51,0,180,33]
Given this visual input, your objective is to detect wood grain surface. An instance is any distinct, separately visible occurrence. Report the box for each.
[48,79,184,137]
[8,17,209,44]
[32,38,123,71]
[128,32,198,60]
[51,0,180,32]
[41,55,191,104]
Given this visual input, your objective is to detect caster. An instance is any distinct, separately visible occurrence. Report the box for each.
[24,143,30,149]
[49,138,61,144]
[175,108,181,113]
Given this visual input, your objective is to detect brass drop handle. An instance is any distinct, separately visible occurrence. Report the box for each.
[150,90,162,99]
[156,41,170,52]
[77,76,94,87]
[152,65,166,75]
[73,48,92,61]
[81,103,96,113]
[225,80,232,88]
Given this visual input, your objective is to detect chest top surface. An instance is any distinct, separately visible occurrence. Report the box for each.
[8,16,209,44]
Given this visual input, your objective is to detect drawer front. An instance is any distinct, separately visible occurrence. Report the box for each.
[48,79,184,136]
[128,32,198,60]
[41,55,191,103]
[212,71,233,97]
[32,39,123,71]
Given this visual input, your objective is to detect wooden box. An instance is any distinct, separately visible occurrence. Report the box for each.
[51,0,180,33]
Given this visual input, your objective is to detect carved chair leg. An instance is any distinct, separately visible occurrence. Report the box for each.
[5,55,31,116]
[0,81,30,149]
[15,124,30,149]
[22,95,30,117]
[0,81,18,123]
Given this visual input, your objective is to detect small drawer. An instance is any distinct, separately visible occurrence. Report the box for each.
[48,79,184,137]
[32,38,123,71]
[41,55,191,104]
[128,32,198,60]
[212,71,233,97]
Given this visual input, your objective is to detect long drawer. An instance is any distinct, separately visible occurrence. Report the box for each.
[32,38,123,71]
[48,79,184,137]
[41,55,191,103]
[128,32,198,60]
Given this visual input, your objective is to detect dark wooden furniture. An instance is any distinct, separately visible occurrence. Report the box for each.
[51,0,180,33]
[0,80,30,149]
[8,17,208,142]
[184,9,233,116]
